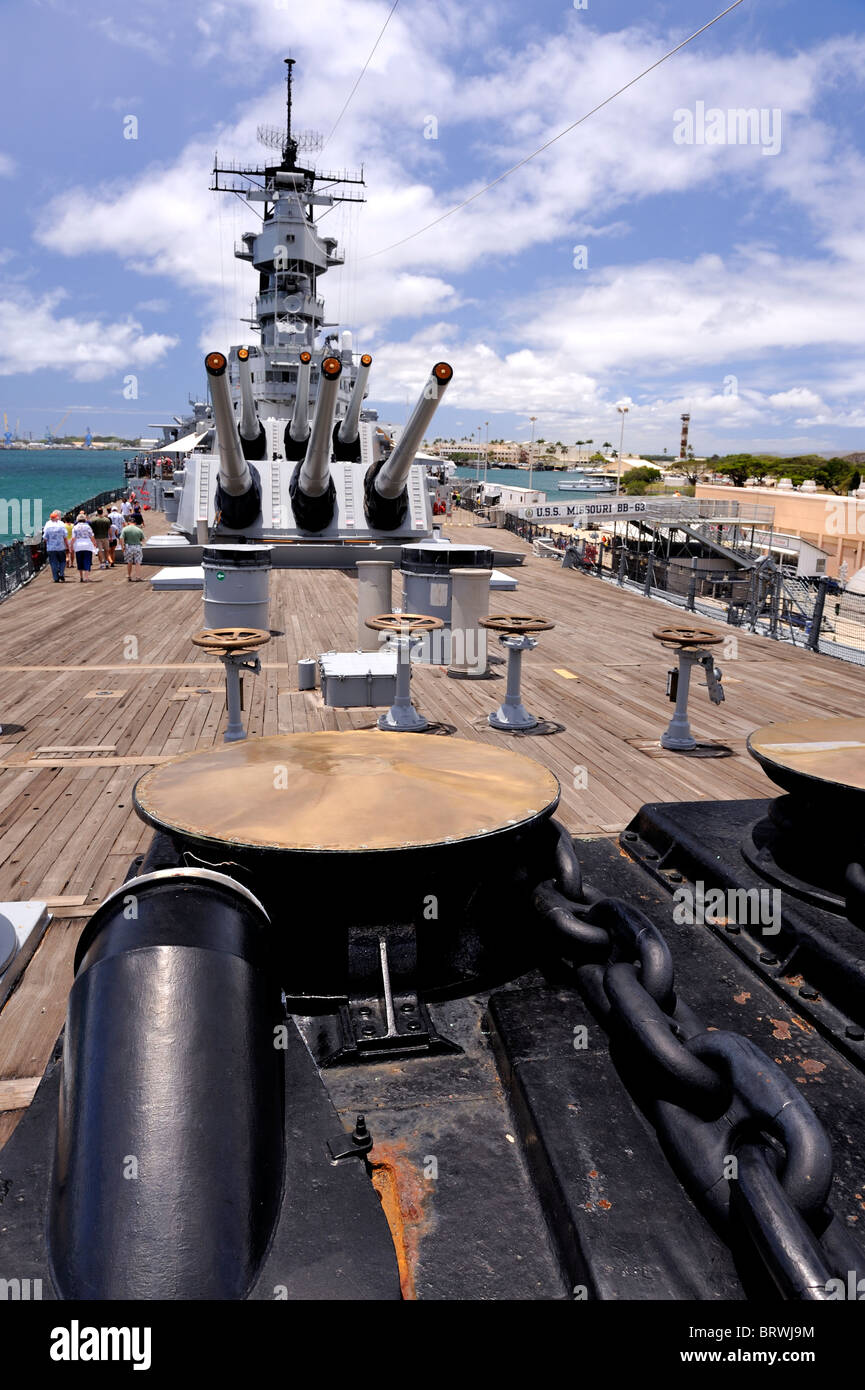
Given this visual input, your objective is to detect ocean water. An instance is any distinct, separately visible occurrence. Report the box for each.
[0,449,129,541]
[453,464,606,501]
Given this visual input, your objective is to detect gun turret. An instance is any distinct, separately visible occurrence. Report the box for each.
[333,353,372,462]
[205,351,262,530]
[237,347,267,461]
[364,362,453,529]
[284,351,312,462]
[288,356,340,532]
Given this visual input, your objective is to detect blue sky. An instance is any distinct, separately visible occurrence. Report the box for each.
[1,0,864,456]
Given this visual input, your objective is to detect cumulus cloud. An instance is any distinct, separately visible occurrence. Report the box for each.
[27,1,865,449]
[0,289,177,381]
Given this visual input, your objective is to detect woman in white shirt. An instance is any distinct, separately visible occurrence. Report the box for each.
[71,512,97,583]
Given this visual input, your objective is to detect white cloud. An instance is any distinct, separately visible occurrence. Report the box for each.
[0,289,177,381]
[91,17,170,63]
[27,3,865,449]
[0,153,16,178]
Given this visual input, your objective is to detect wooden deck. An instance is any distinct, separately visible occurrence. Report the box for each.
[1,505,864,1141]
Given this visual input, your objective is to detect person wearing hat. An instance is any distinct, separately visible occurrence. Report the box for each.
[71,511,97,582]
[43,510,68,582]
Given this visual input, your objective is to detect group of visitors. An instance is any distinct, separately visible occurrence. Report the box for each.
[42,494,147,584]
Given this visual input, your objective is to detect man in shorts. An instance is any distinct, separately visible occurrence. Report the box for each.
[121,518,146,582]
[89,508,112,569]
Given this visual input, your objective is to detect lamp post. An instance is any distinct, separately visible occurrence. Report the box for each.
[529,416,537,490]
[484,420,489,487]
[616,405,629,497]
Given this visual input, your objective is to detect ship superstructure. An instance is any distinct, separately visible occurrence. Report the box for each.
[171,59,452,546]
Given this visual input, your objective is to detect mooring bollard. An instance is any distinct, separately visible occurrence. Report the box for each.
[191,627,272,742]
[653,625,725,751]
[478,616,555,731]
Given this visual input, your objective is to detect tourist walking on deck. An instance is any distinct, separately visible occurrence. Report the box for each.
[108,507,122,566]
[63,514,74,567]
[90,508,112,569]
[71,512,97,583]
[43,510,68,582]
[121,518,145,582]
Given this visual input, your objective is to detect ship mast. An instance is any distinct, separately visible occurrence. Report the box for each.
[209,59,366,420]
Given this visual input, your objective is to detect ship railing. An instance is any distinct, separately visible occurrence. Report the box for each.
[0,485,130,606]
[501,512,865,667]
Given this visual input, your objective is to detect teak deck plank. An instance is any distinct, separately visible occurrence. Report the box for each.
[1,504,865,1126]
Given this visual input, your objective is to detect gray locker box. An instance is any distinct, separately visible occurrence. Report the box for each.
[318,650,398,708]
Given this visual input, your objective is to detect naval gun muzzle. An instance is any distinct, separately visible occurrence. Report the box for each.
[289,355,340,532]
[332,353,372,462]
[205,351,263,530]
[237,346,267,461]
[284,350,312,462]
[364,362,453,529]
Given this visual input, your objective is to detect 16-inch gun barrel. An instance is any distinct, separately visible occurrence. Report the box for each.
[364,362,453,529]
[337,353,372,446]
[236,347,266,461]
[289,352,313,443]
[289,356,341,532]
[205,351,262,530]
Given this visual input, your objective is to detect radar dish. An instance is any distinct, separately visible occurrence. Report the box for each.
[257,124,286,151]
[256,124,323,154]
[296,129,323,153]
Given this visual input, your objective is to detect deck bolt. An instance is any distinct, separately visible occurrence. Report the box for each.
[358,1007,372,1017]
[623,832,637,842]
[845,1025,865,1041]
[799,986,818,1000]
[759,954,778,965]
[407,1022,421,1031]
[400,1003,414,1013]
[725,923,740,934]
[361,1026,375,1036]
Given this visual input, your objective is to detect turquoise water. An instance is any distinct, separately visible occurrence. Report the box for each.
[453,464,606,501]
[0,449,128,540]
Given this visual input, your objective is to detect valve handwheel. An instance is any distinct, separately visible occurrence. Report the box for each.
[192,627,272,654]
[365,613,444,634]
[479,615,555,635]
[652,625,722,649]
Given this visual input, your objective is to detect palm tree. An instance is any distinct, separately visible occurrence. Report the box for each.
[576,439,584,461]
[602,441,613,453]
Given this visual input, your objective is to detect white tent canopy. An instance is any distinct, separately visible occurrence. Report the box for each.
[157,429,211,454]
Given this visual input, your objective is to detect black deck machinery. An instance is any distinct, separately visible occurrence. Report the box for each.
[2,720,865,1301]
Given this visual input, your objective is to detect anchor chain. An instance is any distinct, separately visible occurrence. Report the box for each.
[533,821,865,1300]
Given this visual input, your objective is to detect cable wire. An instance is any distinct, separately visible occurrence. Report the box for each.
[324,0,401,148]
[364,0,745,259]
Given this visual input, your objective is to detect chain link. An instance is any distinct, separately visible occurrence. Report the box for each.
[533,818,865,1297]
